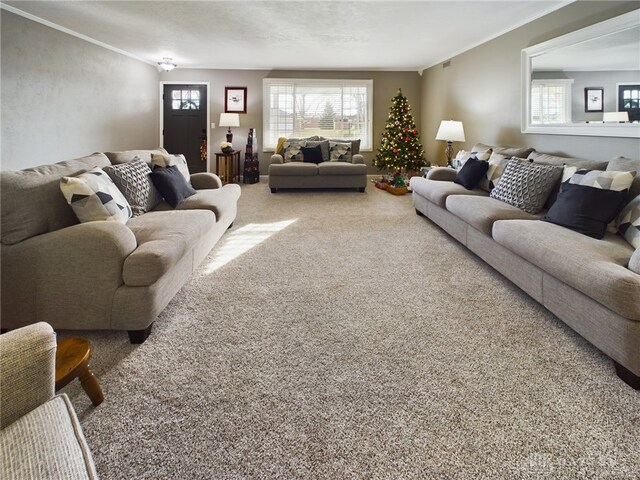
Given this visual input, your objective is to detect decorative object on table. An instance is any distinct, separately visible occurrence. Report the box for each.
[219,113,240,143]
[244,128,260,184]
[603,111,629,123]
[585,87,604,112]
[200,136,207,162]
[373,172,409,195]
[224,86,247,113]
[220,141,233,154]
[435,120,466,167]
[373,88,426,175]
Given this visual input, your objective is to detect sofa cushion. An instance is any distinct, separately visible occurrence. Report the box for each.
[301,145,324,164]
[329,142,352,162]
[446,195,542,236]
[454,157,489,190]
[104,148,168,165]
[410,177,488,208]
[269,162,318,176]
[630,248,640,275]
[320,138,361,155]
[304,140,330,161]
[60,168,133,224]
[527,151,608,170]
[480,152,511,191]
[607,156,640,199]
[103,158,162,216]
[318,162,367,176]
[489,159,563,214]
[124,210,214,286]
[472,143,534,159]
[617,195,640,249]
[149,166,197,208]
[282,140,307,162]
[153,185,242,221]
[0,394,98,479]
[543,183,627,239]
[1,153,111,245]
[151,153,190,183]
[568,169,636,192]
[493,219,640,320]
[454,149,491,171]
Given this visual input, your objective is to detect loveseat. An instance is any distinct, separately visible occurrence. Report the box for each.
[410,143,640,388]
[0,322,98,479]
[1,149,241,343]
[269,136,367,192]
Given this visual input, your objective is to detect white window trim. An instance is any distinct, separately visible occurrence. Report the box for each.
[262,78,373,152]
[530,79,573,125]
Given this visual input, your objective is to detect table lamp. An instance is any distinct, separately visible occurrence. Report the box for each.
[219,113,240,142]
[435,120,466,167]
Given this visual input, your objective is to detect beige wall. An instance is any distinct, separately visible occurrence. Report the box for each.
[161,68,422,174]
[0,11,159,171]
[421,1,640,166]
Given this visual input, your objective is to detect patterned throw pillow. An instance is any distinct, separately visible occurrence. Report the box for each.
[480,152,511,191]
[489,159,563,214]
[329,142,352,162]
[60,168,132,223]
[455,149,491,171]
[151,153,191,183]
[282,140,306,162]
[569,169,635,191]
[104,158,162,216]
[617,195,640,249]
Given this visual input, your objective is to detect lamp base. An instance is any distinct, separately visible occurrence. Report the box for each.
[445,141,454,167]
[226,129,233,143]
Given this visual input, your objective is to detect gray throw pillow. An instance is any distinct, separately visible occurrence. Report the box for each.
[489,159,563,214]
[104,158,162,216]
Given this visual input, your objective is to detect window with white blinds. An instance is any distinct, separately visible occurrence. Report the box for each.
[263,79,373,150]
[530,79,573,124]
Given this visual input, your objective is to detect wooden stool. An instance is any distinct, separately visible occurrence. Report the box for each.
[55,337,104,406]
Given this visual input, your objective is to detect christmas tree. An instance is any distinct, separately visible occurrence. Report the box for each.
[373,89,426,173]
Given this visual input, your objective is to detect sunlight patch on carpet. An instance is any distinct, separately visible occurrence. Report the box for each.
[202,219,297,273]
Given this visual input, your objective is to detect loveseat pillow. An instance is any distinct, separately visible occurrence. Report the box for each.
[282,140,306,162]
[60,168,132,223]
[104,158,161,216]
[489,159,563,214]
[454,157,489,190]
[329,142,352,162]
[617,194,640,249]
[543,182,627,239]
[480,152,511,191]
[149,165,196,208]
[304,140,330,161]
[151,153,191,183]
[301,145,323,164]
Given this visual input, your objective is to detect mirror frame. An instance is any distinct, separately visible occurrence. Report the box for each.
[521,9,640,138]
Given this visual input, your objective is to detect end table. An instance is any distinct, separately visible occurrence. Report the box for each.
[215,150,241,184]
[55,337,104,406]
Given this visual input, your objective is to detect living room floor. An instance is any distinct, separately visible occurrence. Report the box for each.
[59,180,640,479]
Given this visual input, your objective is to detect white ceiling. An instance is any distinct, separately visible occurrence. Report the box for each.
[3,0,572,71]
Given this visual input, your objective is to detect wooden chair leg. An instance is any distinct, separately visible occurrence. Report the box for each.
[78,364,104,406]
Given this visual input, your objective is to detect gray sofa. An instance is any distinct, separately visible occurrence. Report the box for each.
[0,322,98,479]
[269,137,367,192]
[411,144,640,388]
[1,149,241,343]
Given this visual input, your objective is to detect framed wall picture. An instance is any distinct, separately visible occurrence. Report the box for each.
[585,87,604,112]
[224,87,247,113]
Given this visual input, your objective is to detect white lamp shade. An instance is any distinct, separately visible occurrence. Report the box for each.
[219,113,240,127]
[435,120,465,142]
[602,111,629,122]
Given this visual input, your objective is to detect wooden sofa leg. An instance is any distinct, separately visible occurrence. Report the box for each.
[614,361,640,390]
[415,208,425,217]
[270,188,277,193]
[128,323,153,344]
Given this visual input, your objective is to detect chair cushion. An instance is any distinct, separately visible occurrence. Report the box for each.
[446,195,543,236]
[123,210,214,286]
[153,184,242,221]
[268,162,318,176]
[493,219,640,320]
[410,177,487,208]
[0,394,98,480]
[318,162,367,176]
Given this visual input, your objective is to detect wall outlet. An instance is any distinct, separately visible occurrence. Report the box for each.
[210,122,215,129]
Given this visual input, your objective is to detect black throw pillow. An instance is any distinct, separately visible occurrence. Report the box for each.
[542,182,627,239]
[301,145,323,164]
[454,157,489,190]
[149,165,197,208]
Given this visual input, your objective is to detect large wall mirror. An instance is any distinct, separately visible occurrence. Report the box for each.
[521,9,640,138]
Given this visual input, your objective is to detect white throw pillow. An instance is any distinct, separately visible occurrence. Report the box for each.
[151,153,191,183]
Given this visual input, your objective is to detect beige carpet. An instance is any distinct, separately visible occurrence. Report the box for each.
[61,180,639,479]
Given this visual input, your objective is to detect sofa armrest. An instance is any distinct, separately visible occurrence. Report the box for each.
[0,322,57,429]
[426,167,457,182]
[190,172,222,189]
[270,154,284,165]
[630,248,640,275]
[352,154,365,165]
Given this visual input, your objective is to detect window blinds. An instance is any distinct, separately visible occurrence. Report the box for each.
[531,80,573,125]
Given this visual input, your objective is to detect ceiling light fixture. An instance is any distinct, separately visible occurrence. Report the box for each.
[158,57,177,71]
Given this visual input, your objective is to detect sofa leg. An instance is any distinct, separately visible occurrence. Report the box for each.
[128,323,153,344]
[270,188,277,193]
[415,208,425,217]
[359,187,365,192]
[614,361,640,390]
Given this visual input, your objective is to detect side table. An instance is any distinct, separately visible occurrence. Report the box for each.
[215,150,241,184]
[55,337,104,406]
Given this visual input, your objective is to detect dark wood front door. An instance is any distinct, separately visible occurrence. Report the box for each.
[618,84,640,122]
[163,84,207,173]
